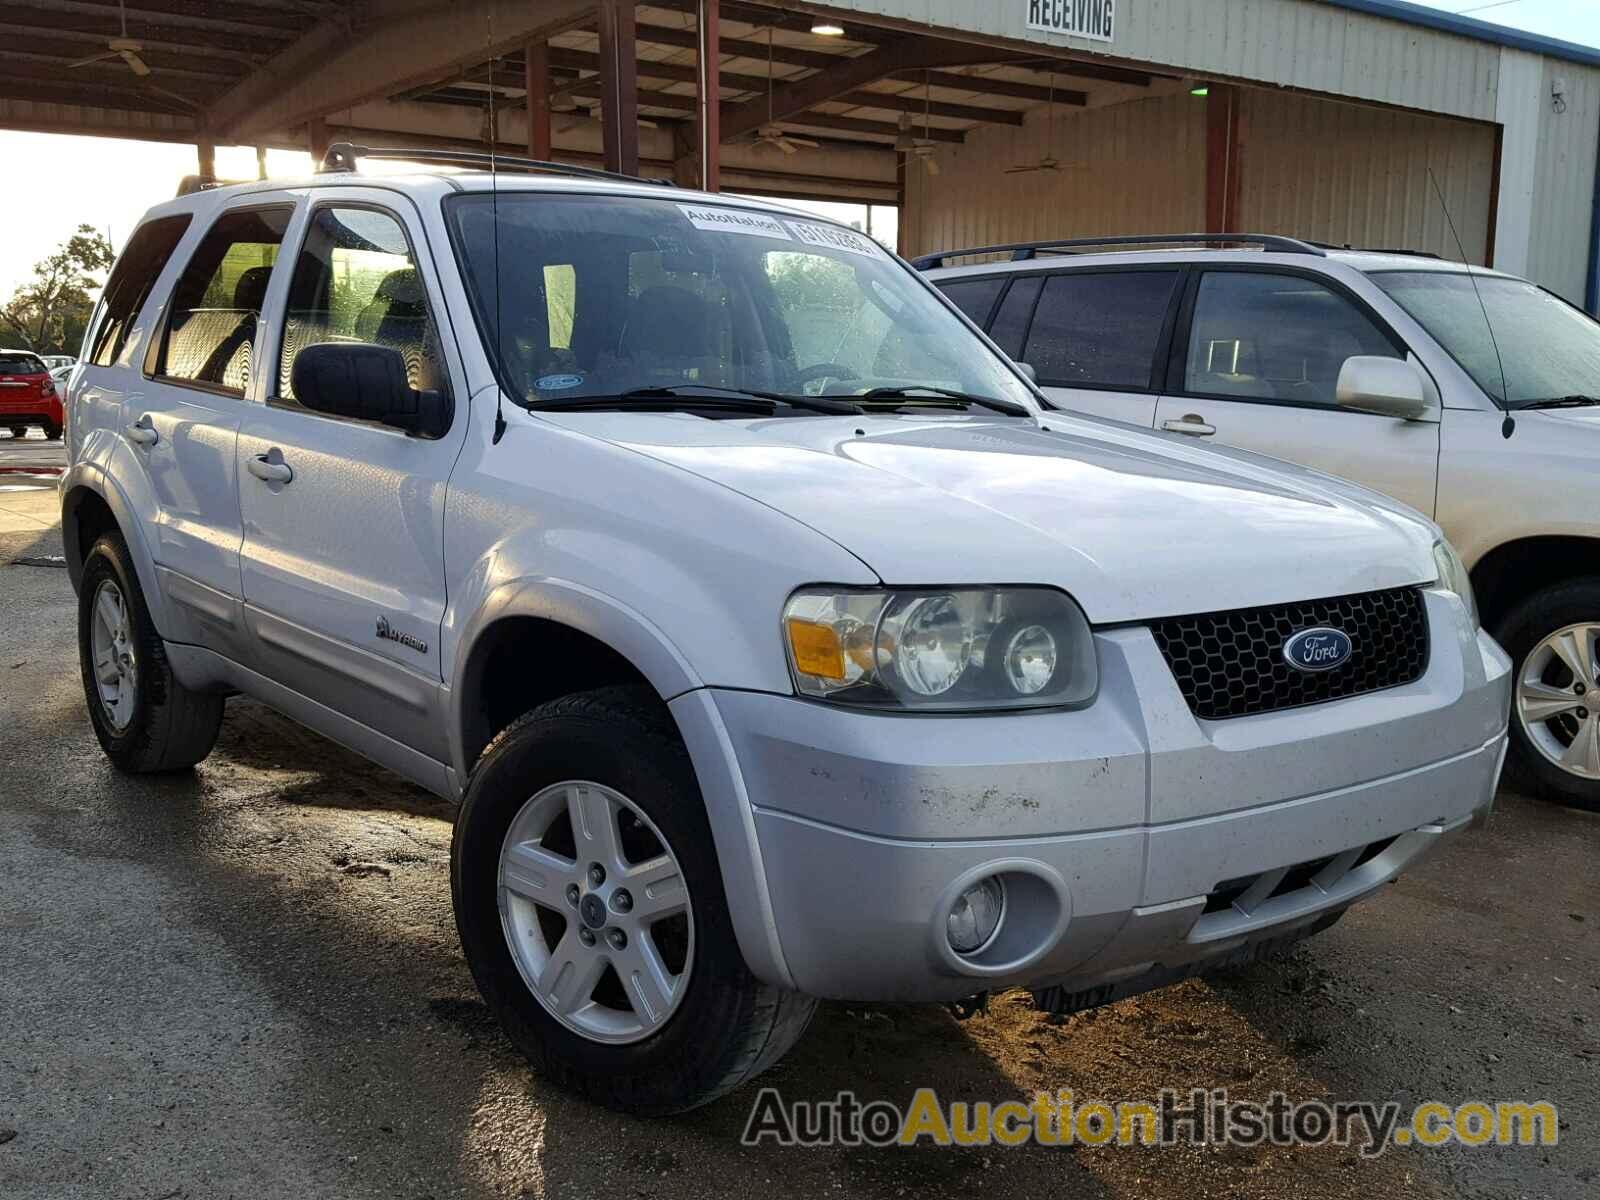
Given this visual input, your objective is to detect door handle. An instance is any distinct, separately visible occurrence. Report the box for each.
[247,452,294,485]
[125,418,158,447]
[1162,414,1217,437]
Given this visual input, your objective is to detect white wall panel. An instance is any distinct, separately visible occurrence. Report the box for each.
[1529,59,1600,303]
[900,92,1206,259]
[1238,89,1496,264]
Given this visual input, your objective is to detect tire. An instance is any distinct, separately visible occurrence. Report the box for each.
[452,686,816,1115]
[8,426,27,439]
[1496,577,1600,811]
[78,532,224,773]
[42,421,62,441]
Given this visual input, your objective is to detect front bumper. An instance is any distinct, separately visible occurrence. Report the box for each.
[672,591,1510,1001]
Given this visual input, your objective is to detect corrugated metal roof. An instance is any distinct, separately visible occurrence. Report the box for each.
[1316,0,1600,69]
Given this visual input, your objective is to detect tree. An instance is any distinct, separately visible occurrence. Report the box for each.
[0,225,116,355]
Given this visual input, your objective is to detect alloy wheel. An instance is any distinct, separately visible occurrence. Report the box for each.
[90,579,137,730]
[1515,622,1600,781]
[497,780,693,1044]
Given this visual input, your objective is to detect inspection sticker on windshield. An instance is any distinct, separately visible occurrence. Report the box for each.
[678,204,792,240]
[786,220,883,259]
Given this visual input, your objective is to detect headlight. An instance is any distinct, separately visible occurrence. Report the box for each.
[1432,539,1479,629]
[782,587,1097,711]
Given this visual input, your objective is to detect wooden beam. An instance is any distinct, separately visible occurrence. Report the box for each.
[524,39,551,159]
[697,0,720,192]
[780,111,963,144]
[1003,58,1157,88]
[835,89,1030,123]
[597,0,639,175]
[196,138,215,181]
[306,114,328,162]
[893,70,1080,105]
[720,36,1011,143]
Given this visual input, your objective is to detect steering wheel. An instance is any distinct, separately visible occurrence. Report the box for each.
[793,362,861,395]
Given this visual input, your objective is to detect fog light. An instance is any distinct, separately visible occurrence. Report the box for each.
[946,876,1005,954]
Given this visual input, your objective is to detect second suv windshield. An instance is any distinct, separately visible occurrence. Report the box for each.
[446,193,1035,415]
[1372,270,1600,409]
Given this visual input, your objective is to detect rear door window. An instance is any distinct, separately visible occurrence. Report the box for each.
[988,275,1043,359]
[937,276,1006,327]
[1024,271,1180,390]
[89,214,192,368]
[154,207,292,394]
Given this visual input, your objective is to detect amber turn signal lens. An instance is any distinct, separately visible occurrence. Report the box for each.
[786,618,845,681]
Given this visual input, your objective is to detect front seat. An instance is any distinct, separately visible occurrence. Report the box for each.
[616,286,720,384]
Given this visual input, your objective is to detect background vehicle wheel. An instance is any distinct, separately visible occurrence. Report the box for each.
[78,532,224,772]
[42,421,62,441]
[1497,578,1600,811]
[452,686,816,1115]
[8,426,27,439]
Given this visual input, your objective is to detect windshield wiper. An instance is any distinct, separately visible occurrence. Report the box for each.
[1513,395,1600,411]
[533,385,862,416]
[841,385,1031,417]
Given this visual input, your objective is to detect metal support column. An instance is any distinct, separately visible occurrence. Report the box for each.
[596,0,639,176]
[525,39,552,160]
[697,0,720,191]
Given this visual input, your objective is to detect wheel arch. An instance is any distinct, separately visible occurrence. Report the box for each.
[450,579,703,781]
[1470,535,1600,634]
[60,468,172,636]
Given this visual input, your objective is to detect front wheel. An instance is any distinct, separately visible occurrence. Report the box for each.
[78,532,224,772]
[42,421,62,441]
[1499,578,1600,811]
[451,687,815,1115]
[8,426,28,439]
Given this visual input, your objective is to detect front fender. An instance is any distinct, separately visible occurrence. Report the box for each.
[445,575,703,781]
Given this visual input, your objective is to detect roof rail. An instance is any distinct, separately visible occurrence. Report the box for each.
[317,142,669,187]
[1311,241,1443,259]
[910,233,1326,270]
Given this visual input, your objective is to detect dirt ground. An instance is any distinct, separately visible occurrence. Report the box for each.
[1,490,1595,1200]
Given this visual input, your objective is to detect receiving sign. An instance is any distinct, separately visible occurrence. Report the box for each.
[1026,0,1116,43]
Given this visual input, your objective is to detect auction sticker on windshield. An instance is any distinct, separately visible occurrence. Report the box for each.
[787,220,883,259]
[678,204,792,240]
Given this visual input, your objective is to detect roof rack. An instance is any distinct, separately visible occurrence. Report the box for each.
[1311,242,1443,259]
[317,142,668,187]
[910,233,1325,270]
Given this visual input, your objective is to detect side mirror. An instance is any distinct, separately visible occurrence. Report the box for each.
[290,342,450,438]
[1336,356,1432,421]
[1016,361,1039,384]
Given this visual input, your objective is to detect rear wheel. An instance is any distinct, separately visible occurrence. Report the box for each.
[1499,579,1600,811]
[78,532,224,772]
[452,686,815,1115]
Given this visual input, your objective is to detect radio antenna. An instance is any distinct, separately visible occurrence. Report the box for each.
[1427,167,1511,435]
[488,21,507,444]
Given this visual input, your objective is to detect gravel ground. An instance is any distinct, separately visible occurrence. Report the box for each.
[1,505,1595,1200]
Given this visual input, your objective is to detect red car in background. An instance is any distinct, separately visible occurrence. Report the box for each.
[0,349,64,440]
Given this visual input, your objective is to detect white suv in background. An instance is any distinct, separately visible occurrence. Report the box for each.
[925,235,1600,810]
[60,163,1507,1115]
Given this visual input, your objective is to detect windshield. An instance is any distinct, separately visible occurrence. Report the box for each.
[446,193,1036,413]
[1371,271,1600,408]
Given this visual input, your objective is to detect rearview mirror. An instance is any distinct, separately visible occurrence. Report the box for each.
[290,342,450,438]
[1336,356,1432,421]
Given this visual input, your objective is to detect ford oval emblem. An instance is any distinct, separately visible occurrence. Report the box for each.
[1283,627,1354,673]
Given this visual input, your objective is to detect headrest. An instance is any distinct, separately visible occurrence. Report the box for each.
[233,266,273,312]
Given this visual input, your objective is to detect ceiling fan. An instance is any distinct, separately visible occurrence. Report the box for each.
[1006,74,1080,176]
[895,114,941,175]
[748,25,817,156]
[755,125,819,156]
[67,0,198,110]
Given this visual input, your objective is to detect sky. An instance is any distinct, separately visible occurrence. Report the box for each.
[0,0,1594,306]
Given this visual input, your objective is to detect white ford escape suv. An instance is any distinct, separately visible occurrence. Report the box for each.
[923,234,1600,811]
[62,150,1508,1115]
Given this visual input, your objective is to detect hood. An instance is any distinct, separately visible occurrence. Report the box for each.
[540,410,1438,623]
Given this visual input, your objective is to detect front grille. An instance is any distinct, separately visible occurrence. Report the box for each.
[1150,586,1429,720]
